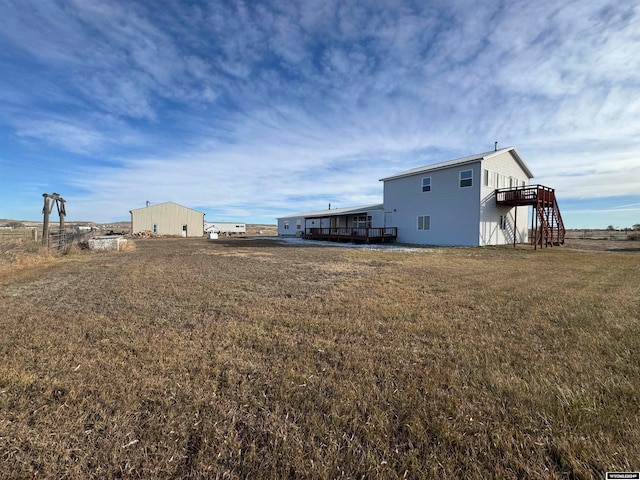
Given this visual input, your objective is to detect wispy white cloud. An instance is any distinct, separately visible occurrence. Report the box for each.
[0,0,639,227]
[14,118,107,154]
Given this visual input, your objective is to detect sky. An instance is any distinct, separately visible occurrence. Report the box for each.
[0,0,639,229]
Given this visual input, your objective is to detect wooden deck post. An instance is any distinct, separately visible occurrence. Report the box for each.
[513,207,517,248]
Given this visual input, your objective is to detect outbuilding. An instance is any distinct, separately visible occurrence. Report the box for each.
[130,202,204,237]
[204,222,246,234]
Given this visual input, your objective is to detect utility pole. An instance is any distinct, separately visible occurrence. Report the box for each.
[42,195,50,246]
[42,193,66,248]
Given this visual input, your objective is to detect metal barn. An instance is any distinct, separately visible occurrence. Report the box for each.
[130,202,204,237]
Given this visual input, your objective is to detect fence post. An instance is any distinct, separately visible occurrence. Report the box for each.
[42,195,50,247]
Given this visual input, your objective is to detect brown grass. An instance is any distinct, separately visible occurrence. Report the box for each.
[0,237,638,479]
[0,239,55,270]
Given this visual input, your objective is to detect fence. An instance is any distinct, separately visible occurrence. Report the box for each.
[564,230,631,241]
[0,228,75,250]
[47,230,68,250]
[1,227,108,250]
[0,228,40,242]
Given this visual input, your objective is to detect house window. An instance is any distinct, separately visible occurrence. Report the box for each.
[417,215,431,231]
[484,169,490,187]
[460,169,473,188]
[296,219,302,230]
[284,221,290,230]
[152,224,157,233]
[352,215,370,229]
[422,177,431,192]
[499,215,507,230]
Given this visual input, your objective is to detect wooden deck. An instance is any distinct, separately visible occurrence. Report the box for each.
[495,184,557,207]
[495,184,565,248]
[304,227,397,243]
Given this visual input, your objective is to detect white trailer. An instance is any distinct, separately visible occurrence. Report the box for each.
[204,222,246,234]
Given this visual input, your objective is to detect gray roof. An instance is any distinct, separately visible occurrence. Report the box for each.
[277,203,384,220]
[379,147,534,182]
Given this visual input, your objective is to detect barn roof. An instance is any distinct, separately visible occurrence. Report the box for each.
[129,201,205,215]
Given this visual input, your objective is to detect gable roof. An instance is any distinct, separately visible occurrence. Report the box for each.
[129,201,205,215]
[277,203,384,220]
[379,147,534,182]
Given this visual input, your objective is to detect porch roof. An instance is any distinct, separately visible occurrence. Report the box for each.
[277,203,383,220]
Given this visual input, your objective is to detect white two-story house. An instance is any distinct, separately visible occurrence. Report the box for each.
[380,147,532,246]
[278,147,563,247]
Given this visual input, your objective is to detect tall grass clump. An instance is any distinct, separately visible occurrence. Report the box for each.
[118,238,136,252]
[0,238,54,268]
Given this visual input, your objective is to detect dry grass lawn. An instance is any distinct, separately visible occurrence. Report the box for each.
[0,237,638,479]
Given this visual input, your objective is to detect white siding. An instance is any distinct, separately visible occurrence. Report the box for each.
[369,209,384,228]
[205,222,246,233]
[383,163,482,246]
[277,216,305,236]
[479,151,531,245]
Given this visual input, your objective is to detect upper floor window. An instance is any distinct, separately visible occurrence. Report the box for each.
[296,219,302,229]
[460,169,473,188]
[422,177,431,192]
[283,221,290,230]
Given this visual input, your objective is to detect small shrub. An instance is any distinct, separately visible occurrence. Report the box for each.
[63,241,87,255]
[118,238,136,252]
[627,231,640,241]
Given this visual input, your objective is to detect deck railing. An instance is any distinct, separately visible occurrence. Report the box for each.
[495,185,556,205]
[305,227,397,241]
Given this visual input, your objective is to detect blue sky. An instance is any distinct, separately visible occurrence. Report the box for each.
[0,0,639,229]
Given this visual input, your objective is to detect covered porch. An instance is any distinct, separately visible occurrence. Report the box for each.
[294,204,396,243]
[304,226,398,243]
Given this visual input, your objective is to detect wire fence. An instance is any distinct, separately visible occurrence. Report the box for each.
[564,230,632,241]
[1,227,118,251]
[0,228,40,242]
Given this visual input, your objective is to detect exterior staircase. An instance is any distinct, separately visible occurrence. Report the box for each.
[534,187,565,248]
[495,185,565,249]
